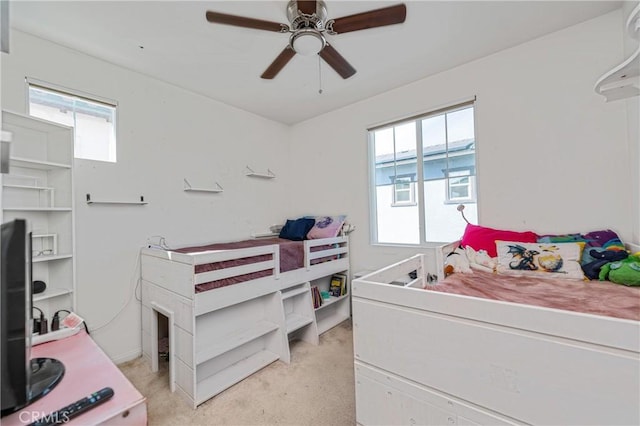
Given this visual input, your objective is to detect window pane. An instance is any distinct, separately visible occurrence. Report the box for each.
[449,183,469,199]
[75,110,116,162]
[28,85,116,162]
[422,106,477,242]
[422,115,447,181]
[396,190,411,202]
[446,107,475,142]
[373,122,419,244]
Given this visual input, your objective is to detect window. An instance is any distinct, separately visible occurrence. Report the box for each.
[369,100,478,245]
[447,169,474,202]
[28,82,117,162]
[393,176,416,206]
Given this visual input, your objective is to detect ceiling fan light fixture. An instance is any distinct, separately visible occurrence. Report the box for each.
[290,29,326,56]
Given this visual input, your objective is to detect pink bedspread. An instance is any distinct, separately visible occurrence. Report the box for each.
[427,270,640,321]
[174,238,334,293]
[173,238,301,293]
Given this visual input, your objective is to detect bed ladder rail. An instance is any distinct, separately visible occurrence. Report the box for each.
[303,236,348,270]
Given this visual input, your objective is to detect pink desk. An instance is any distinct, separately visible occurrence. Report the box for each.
[3,331,147,425]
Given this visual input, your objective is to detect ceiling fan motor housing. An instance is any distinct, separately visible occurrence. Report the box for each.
[287,0,328,30]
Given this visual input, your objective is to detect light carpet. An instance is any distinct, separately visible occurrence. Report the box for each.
[118,320,355,426]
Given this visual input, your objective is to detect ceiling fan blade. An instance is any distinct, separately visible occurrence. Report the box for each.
[330,3,407,34]
[297,0,317,15]
[261,47,296,79]
[206,11,286,32]
[319,44,356,79]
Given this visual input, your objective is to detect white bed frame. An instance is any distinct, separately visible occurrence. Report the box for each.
[140,236,350,408]
[352,242,640,425]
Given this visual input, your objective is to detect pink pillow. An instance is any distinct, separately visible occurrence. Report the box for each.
[460,223,537,257]
[306,216,346,239]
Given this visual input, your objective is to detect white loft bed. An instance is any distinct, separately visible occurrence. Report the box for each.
[352,242,640,426]
[140,236,349,408]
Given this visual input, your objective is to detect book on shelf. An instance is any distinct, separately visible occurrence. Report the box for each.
[311,285,322,309]
[329,273,347,297]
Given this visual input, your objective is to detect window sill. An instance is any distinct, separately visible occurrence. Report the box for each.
[369,241,452,249]
[444,199,475,205]
[391,202,417,207]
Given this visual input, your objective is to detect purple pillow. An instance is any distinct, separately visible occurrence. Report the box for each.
[306,216,346,240]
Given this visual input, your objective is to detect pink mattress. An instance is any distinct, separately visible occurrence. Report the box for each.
[426,270,640,321]
[173,238,333,293]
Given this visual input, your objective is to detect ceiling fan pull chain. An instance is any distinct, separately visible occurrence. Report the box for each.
[318,55,323,94]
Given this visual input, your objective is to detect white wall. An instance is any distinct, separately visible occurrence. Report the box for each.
[2,31,292,362]
[289,10,633,273]
[622,1,640,244]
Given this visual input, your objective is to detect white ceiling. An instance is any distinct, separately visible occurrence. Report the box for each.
[10,1,620,125]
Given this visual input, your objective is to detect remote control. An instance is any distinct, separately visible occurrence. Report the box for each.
[29,387,114,426]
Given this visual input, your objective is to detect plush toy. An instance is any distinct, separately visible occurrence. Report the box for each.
[582,248,628,280]
[465,246,497,272]
[599,254,640,286]
[444,246,472,276]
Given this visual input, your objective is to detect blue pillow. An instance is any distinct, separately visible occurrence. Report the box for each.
[279,218,316,241]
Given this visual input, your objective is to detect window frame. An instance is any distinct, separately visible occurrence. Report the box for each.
[25,77,118,163]
[368,98,477,246]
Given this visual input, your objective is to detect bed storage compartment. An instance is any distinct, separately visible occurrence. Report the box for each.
[355,363,517,426]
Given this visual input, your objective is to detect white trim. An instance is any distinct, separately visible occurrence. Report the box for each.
[112,349,143,365]
[366,95,477,132]
[26,77,117,107]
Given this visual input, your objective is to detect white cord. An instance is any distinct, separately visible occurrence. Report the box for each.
[90,235,171,333]
[89,249,142,334]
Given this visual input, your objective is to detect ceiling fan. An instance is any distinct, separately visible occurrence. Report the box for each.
[205,1,407,80]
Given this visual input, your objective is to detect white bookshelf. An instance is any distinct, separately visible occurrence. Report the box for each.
[1,110,76,320]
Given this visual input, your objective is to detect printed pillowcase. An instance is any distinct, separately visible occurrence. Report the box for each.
[306,215,346,239]
[495,240,586,280]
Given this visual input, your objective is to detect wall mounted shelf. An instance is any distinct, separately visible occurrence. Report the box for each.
[9,157,71,170]
[594,45,640,102]
[86,194,148,205]
[183,179,223,193]
[245,166,275,179]
[594,4,640,102]
[3,207,71,212]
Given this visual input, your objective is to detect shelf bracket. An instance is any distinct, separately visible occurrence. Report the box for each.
[183,178,223,193]
[245,166,276,179]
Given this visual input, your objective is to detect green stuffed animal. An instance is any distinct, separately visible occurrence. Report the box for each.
[599,254,640,286]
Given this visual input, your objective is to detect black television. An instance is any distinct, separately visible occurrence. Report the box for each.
[1,218,65,417]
